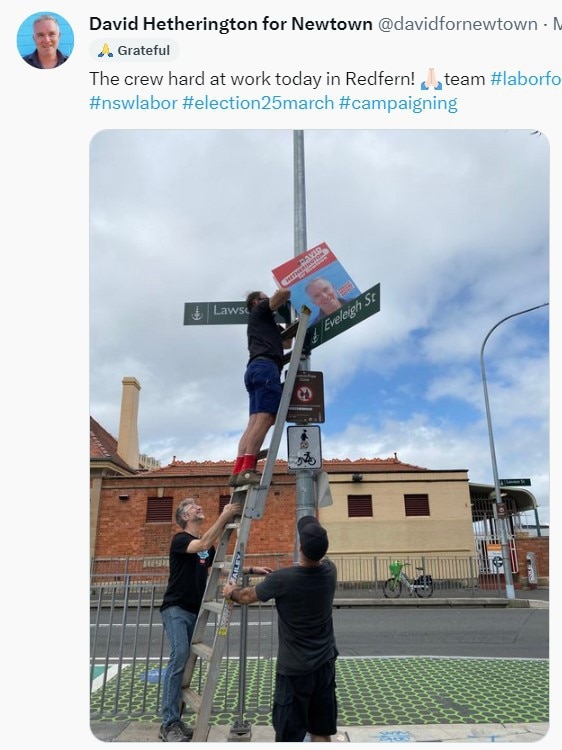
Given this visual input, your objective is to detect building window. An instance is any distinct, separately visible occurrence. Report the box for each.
[146,497,173,523]
[219,495,230,512]
[404,494,430,517]
[347,494,373,518]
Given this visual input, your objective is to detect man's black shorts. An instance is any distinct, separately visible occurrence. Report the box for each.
[272,659,337,742]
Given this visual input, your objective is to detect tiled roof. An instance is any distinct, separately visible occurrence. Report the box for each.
[90,416,135,472]
[140,455,429,477]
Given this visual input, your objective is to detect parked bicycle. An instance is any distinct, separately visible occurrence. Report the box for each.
[383,560,434,598]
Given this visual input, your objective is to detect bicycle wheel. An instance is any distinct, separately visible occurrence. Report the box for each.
[414,580,434,598]
[383,577,402,598]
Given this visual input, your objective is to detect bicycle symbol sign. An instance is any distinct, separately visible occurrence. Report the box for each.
[286,425,322,472]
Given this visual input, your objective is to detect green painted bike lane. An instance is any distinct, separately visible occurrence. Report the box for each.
[90,655,548,727]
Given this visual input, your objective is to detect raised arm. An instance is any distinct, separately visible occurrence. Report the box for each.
[268,288,291,311]
[186,503,240,554]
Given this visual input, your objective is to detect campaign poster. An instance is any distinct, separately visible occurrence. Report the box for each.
[271,242,361,326]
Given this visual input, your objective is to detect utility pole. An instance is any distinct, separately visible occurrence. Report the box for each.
[480,302,548,600]
[293,131,316,547]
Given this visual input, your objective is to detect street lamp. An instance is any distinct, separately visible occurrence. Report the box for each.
[480,302,548,599]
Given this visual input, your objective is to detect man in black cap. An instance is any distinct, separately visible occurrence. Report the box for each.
[222,515,338,742]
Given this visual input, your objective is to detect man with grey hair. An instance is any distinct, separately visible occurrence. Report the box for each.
[159,498,271,741]
[23,15,68,69]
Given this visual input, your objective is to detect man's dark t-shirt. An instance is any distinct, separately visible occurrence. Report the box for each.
[247,299,284,370]
[255,559,338,674]
[23,49,68,68]
[160,532,215,614]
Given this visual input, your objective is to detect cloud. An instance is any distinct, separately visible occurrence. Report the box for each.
[90,129,549,522]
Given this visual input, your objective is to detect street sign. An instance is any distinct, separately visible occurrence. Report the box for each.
[287,425,322,472]
[486,543,503,571]
[287,371,325,424]
[184,301,247,325]
[499,478,531,487]
[183,301,287,326]
[305,283,380,350]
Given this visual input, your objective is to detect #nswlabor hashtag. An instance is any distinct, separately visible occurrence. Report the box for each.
[182,95,194,109]
[490,71,502,85]
[89,95,102,109]
[339,95,351,109]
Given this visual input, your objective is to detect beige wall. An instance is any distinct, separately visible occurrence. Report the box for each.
[319,471,475,556]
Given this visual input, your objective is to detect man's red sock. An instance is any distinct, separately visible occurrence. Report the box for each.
[232,456,244,475]
[241,454,257,471]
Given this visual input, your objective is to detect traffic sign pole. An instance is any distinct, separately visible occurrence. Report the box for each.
[293,130,316,563]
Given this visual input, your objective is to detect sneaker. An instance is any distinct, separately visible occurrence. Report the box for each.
[236,470,261,486]
[178,721,194,740]
[227,473,239,487]
[159,722,190,742]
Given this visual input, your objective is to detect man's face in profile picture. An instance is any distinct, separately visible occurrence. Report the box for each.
[22,15,70,69]
[33,18,60,53]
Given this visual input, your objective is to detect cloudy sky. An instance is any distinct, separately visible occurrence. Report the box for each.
[90,129,549,522]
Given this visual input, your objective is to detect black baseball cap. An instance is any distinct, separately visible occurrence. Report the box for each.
[297,515,329,561]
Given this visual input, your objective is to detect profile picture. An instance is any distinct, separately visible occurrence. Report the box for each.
[18,12,74,69]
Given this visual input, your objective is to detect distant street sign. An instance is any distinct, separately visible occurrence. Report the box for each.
[183,301,287,326]
[499,478,531,487]
[287,371,325,424]
[305,283,381,350]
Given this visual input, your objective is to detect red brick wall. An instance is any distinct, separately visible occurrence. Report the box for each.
[514,535,549,585]
[94,472,299,559]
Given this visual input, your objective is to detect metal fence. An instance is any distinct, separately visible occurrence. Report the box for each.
[91,553,486,594]
[91,554,502,723]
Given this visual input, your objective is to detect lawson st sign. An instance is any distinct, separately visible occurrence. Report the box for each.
[184,301,248,325]
[184,301,289,326]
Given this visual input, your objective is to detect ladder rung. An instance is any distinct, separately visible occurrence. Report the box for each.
[190,642,213,661]
[235,481,264,490]
[281,319,299,340]
[182,687,203,713]
[202,600,223,614]
[212,559,230,570]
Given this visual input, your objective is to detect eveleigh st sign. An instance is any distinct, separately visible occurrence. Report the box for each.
[305,283,380,350]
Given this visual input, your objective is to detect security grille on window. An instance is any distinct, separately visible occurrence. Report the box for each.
[146,497,173,523]
[347,494,373,517]
[404,494,430,517]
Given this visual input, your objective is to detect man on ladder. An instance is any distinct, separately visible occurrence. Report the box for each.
[158,498,271,742]
[228,288,293,487]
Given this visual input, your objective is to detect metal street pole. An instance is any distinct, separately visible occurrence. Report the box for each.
[480,302,548,600]
[293,131,316,557]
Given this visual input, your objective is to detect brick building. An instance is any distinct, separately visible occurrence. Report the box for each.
[90,378,548,586]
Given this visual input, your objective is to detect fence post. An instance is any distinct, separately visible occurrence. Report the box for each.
[228,572,252,740]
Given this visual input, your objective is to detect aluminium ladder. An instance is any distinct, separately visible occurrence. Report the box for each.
[180,305,311,741]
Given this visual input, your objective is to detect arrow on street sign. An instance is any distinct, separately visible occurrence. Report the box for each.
[305,282,380,351]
